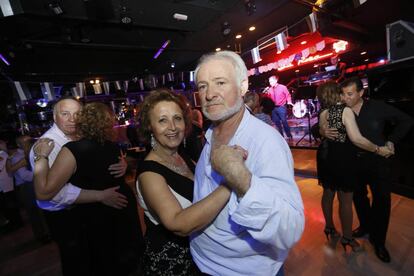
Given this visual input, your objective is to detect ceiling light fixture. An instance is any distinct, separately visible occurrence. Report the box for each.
[360,51,367,55]
[222,22,231,36]
[215,48,221,52]
[120,6,132,24]
[48,1,64,15]
[236,34,242,39]
[249,26,256,31]
[153,40,171,59]
[244,0,256,16]
[301,41,307,45]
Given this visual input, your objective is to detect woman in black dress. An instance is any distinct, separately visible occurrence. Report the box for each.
[33,102,144,275]
[136,89,237,275]
[317,82,392,252]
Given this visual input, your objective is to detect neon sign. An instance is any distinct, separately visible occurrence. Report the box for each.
[297,53,334,65]
[333,40,348,53]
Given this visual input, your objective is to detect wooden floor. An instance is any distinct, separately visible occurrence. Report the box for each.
[1,149,413,275]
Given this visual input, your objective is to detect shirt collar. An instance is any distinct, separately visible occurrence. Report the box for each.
[51,123,72,141]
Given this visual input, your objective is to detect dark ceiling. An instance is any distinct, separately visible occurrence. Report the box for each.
[0,0,412,82]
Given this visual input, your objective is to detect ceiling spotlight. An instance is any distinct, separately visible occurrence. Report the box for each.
[295,70,300,73]
[364,58,369,62]
[222,22,231,36]
[48,1,63,15]
[235,34,242,39]
[89,80,95,84]
[300,41,307,45]
[95,79,100,84]
[170,62,175,68]
[244,0,256,16]
[215,48,221,52]
[249,26,256,31]
[120,6,132,24]
[360,51,367,55]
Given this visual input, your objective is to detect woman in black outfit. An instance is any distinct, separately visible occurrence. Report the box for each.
[316,82,392,252]
[33,102,144,275]
[135,89,234,275]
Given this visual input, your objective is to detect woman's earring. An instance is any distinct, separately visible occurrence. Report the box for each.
[183,137,187,148]
[150,134,156,150]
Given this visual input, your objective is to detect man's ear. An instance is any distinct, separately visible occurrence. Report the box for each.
[240,79,249,96]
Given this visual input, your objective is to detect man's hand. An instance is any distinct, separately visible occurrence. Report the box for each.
[98,186,128,209]
[385,141,395,155]
[320,125,339,140]
[211,144,250,197]
[108,150,127,178]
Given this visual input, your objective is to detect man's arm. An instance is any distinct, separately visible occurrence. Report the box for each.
[75,187,127,209]
[284,86,293,106]
[212,138,304,250]
[108,150,127,178]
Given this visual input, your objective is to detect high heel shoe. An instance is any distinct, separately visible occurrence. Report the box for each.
[340,236,363,252]
[324,227,339,241]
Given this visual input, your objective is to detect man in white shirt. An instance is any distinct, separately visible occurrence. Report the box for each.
[191,51,304,276]
[29,97,128,275]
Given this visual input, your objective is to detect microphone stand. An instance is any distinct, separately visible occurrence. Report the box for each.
[295,100,314,146]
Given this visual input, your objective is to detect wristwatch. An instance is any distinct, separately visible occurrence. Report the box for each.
[34,154,48,162]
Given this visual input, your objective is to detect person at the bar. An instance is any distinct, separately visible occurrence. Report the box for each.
[135,88,233,275]
[316,81,392,252]
[33,102,144,275]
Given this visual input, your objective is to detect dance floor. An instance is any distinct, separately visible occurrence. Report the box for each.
[0,149,413,275]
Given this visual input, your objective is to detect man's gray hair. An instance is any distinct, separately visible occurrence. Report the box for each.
[194,50,248,87]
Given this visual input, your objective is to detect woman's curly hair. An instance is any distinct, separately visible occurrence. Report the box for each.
[76,102,116,144]
[316,81,341,110]
[138,88,192,144]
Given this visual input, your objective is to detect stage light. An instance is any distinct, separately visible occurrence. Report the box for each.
[95,79,100,84]
[360,51,367,55]
[89,80,95,84]
[215,48,221,52]
[244,0,256,16]
[221,22,231,36]
[236,34,242,39]
[364,59,369,62]
[249,26,256,31]
[301,41,307,45]
[120,6,132,24]
[48,1,63,15]
[36,99,48,108]
[153,40,170,59]
[0,53,10,66]
[170,62,175,68]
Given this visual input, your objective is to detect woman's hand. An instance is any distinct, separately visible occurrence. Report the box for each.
[33,138,55,157]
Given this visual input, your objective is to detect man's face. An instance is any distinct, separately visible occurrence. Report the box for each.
[54,99,81,137]
[340,83,364,108]
[196,59,246,122]
[269,76,278,87]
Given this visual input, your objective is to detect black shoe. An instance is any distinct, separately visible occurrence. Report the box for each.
[352,227,368,238]
[373,245,391,263]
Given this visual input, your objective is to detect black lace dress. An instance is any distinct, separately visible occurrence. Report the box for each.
[136,155,198,276]
[319,104,358,192]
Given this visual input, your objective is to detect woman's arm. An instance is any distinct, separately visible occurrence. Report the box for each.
[139,172,230,237]
[34,145,76,200]
[342,107,391,156]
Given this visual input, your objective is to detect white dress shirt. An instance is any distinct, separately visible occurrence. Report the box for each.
[29,124,81,211]
[190,109,304,276]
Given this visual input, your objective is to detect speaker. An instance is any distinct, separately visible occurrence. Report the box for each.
[386,20,414,62]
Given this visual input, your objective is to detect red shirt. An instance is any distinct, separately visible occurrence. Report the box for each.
[267,84,292,106]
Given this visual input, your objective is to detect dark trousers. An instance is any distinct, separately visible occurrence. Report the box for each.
[353,153,392,246]
[0,190,23,228]
[272,106,292,138]
[17,182,49,240]
[43,208,90,275]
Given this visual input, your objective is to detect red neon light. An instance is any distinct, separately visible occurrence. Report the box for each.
[277,64,294,71]
[297,52,334,65]
[333,40,348,53]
